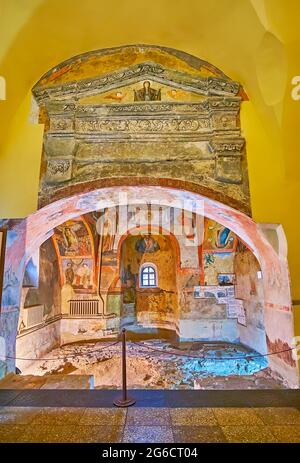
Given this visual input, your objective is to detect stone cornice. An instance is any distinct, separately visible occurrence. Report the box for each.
[33,62,241,103]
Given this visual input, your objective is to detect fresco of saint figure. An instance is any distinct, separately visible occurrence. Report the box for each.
[63,226,79,252]
[62,258,93,291]
[55,221,92,257]
[64,262,75,285]
[122,264,136,304]
[99,208,117,254]
[76,262,91,289]
[135,235,160,253]
[134,81,161,101]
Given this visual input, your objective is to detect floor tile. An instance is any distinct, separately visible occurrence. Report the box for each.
[16,424,76,443]
[254,407,300,425]
[71,425,124,443]
[173,425,226,443]
[123,425,174,443]
[269,425,300,443]
[0,424,27,442]
[126,407,170,426]
[222,425,277,443]
[170,408,217,426]
[80,408,126,426]
[213,407,264,425]
[0,406,41,424]
[30,407,85,425]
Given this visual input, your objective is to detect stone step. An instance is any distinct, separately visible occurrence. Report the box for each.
[0,373,94,390]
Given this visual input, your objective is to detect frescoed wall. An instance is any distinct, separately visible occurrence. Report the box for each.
[1,184,297,386]
[120,233,178,330]
[14,206,267,350]
[52,218,95,299]
[234,243,266,353]
[23,239,60,318]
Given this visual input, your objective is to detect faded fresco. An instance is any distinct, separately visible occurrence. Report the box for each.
[203,252,235,286]
[23,240,60,317]
[23,251,39,288]
[203,218,237,251]
[54,221,92,256]
[62,258,93,291]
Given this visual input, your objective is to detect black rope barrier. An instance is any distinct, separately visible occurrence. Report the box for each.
[2,339,298,362]
[113,328,136,407]
[4,340,120,362]
[130,340,298,361]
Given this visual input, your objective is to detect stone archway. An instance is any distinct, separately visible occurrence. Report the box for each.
[0,184,298,387]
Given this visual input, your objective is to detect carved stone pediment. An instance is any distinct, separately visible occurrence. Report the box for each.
[33,61,241,103]
[34,45,250,213]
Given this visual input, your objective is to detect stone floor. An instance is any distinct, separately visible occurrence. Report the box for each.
[0,406,300,443]
[16,339,284,390]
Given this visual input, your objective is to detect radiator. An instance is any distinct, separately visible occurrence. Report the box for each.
[69,299,99,316]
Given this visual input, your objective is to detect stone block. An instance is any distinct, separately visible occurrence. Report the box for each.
[215,155,242,183]
[44,135,76,158]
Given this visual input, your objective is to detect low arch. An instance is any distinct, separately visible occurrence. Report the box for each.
[1,184,298,386]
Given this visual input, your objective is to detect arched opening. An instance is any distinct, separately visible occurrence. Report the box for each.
[0,184,296,388]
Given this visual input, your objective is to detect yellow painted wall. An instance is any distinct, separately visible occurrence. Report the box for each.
[0,1,299,339]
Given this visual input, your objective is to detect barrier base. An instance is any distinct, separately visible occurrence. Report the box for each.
[113,397,136,407]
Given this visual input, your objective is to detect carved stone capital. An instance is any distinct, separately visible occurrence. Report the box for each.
[46,159,73,184]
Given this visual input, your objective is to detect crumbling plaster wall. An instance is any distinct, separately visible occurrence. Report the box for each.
[234,246,266,354]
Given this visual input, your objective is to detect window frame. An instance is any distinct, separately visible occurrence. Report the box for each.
[139,263,158,288]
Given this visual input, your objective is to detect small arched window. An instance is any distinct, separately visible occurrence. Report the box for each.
[140,264,157,288]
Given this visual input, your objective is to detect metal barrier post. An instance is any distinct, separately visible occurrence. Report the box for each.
[113,328,136,407]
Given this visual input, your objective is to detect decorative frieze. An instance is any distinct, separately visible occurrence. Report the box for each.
[46,99,240,118]
[76,101,211,116]
[75,117,211,135]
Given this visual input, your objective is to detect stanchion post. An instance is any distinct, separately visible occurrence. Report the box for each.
[113,328,136,407]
